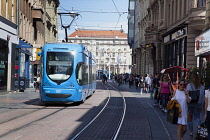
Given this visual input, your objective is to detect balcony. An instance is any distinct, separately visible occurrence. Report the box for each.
[32,8,44,22]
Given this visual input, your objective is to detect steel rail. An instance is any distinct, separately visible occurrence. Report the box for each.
[71,86,111,140]
[107,83,126,140]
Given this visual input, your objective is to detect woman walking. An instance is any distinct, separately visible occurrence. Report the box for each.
[186,73,205,136]
[171,80,191,140]
[159,74,172,112]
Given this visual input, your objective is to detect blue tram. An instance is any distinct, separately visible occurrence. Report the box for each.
[39,43,96,103]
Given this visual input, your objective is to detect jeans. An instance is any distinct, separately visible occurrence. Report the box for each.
[161,94,169,109]
[139,87,143,94]
[187,103,201,132]
[146,84,151,93]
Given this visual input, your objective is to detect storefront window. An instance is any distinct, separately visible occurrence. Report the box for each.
[20,53,25,77]
[0,39,8,89]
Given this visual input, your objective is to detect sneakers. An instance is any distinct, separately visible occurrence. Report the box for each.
[189,131,193,136]
[164,109,167,113]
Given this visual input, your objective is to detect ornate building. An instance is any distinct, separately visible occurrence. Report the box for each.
[68,30,132,75]
[0,0,59,91]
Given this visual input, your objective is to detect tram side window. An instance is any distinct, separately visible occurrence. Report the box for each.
[76,62,88,85]
[89,65,92,84]
[83,64,89,85]
[76,63,83,85]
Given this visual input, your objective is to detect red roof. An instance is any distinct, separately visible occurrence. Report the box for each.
[68,30,127,38]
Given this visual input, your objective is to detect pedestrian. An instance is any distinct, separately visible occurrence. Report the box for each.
[135,75,140,89]
[152,73,160,106]
[158,75,164,109]
[139,76,144,95]
[204,86,210,140]
[35,75,40,92]
[102,74,107,84]
[186,73,205,136]
[128,74,134,88]
[159,74,172,112]
[171,79,191,140]
[145,74,152,93]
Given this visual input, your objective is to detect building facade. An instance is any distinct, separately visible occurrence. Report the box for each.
[0,0,19,91]
[130,0,207,77]
[0,0,59,91]
[68,30,132,75]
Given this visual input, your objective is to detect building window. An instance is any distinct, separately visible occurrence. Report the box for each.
[195,0,206,7]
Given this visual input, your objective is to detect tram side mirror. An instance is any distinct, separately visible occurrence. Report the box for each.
[38,52,41,56]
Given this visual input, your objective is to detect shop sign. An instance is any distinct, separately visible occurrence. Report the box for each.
[195,29,210,56]
[164,35,170,43]
[145,33,157,44]
[172,28,187,40]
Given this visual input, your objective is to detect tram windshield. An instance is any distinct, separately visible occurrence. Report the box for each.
[46,52,74,84]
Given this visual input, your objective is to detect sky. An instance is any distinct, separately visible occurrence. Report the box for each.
[58,0,129,40]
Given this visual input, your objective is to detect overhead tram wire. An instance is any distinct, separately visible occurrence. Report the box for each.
[111,0,123,30]
[59,5,127,14]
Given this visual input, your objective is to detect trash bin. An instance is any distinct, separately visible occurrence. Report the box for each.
[19,77,26,92]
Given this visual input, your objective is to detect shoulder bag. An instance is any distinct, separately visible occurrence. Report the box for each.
[188,83,200,103]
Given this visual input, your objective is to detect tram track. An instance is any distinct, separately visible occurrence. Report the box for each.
[142,98,172,140]
[71,83,126,140]
[110,82,172,140]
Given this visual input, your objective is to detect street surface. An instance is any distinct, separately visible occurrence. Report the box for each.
[0,80,201,140]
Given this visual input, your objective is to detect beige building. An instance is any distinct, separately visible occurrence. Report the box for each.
[68,30,132,75]
[0,0,19,91]
[131,0,207,77]
[0,0,59,91]
[45,0,59,43]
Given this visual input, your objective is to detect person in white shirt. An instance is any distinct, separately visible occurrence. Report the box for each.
[145,74,151,93]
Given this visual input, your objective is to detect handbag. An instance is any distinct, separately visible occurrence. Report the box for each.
[188,83,200,103]
[196,121,208,140]
[187,112,192,122]
[167,107,179,124]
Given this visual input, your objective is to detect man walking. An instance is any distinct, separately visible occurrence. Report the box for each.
[145,74,151,94]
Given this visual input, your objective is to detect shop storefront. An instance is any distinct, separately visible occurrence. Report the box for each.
[0,39,8,90]
[17,40,32,88]
[195,29,210,72]
[163,27,187,68]
[0,16,19,91]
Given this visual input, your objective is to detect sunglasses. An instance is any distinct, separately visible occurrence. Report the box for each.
[179,84,185,86]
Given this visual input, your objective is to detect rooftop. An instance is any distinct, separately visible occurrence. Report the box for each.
[68,30,127,38]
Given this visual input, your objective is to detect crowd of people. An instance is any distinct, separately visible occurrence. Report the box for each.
[105,72,208,140]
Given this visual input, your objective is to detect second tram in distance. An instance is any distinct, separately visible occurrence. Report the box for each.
[39,43,96,103]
